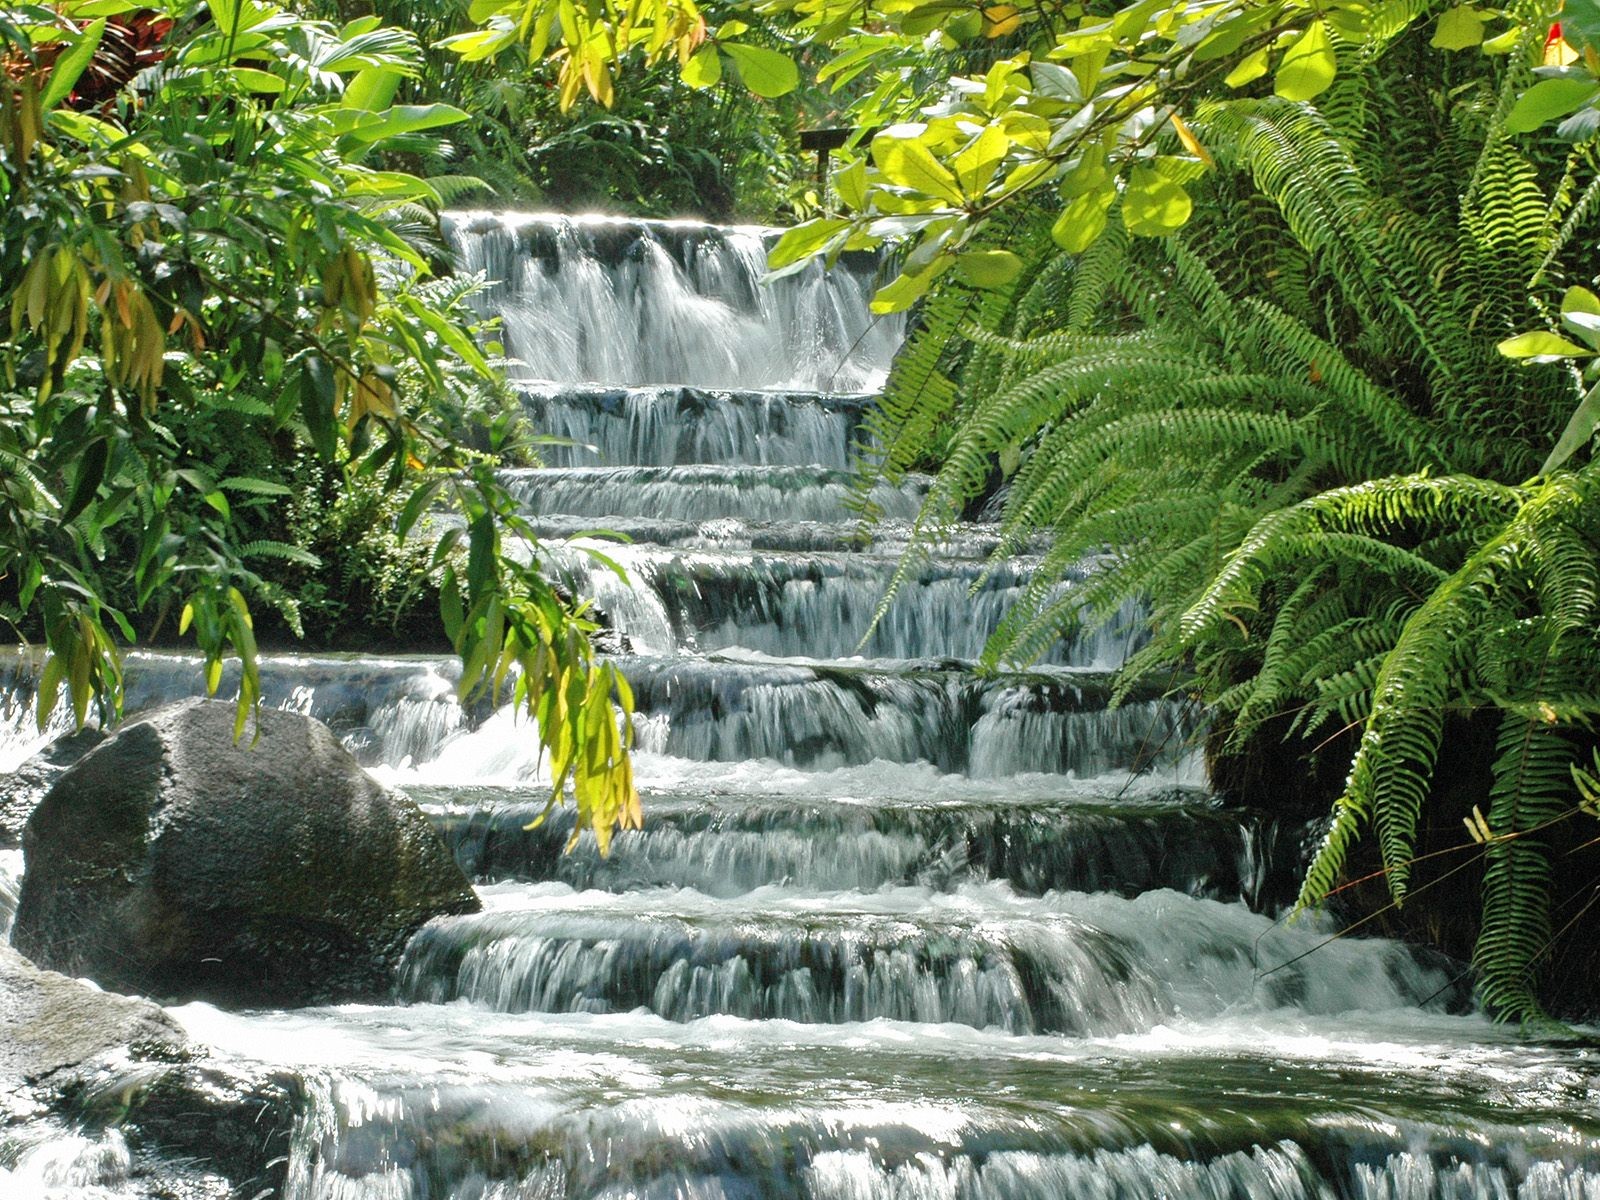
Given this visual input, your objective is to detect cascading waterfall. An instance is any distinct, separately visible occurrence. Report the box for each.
[4,211,1600,1200]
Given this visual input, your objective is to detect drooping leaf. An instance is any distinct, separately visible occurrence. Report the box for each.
[682,45,721,89]
[1122,165,1192,236]
[722,43,798,98]
[41,18,106,111]
[1504,78,1600,135]
[1431,7,1492,51]
[1273,20,1337,102]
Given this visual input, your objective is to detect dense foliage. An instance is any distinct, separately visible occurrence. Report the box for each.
[0,0,639,847]
[850,12,1600,1019]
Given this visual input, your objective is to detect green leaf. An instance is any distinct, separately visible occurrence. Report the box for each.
[1430,7,1491,50]
[1497,331,1595,359]
[227,66,286,93]
[41,18,106,111]
[870,266,943,314]
[871,134,964,205]
[1505,78,1600,135]
[722,43,798,98]
[1224,46,1270,88]
[952,124,1009,198]
[340,103,471,144]
[1051,186,1114,252]
[1543,379,1600,473]
[955,249,1023,288]
[768,217,850,270]
[1563,286,1600,318]
[1564,0,1600,52]
[1273,20,1336,102]
[344,65,404,111]
[1122,165,1192,236]
[682,45,722,89]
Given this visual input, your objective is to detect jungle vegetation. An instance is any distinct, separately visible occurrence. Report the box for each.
[3,0,1600,1013]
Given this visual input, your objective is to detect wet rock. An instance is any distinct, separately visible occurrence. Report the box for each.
[13,698,480,1007]
[0,726,104,847]
[0,942,186,1087]
[0,942,300,1198]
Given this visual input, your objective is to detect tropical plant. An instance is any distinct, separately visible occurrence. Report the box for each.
[0,0,639,848]
[853,15,1600,1019]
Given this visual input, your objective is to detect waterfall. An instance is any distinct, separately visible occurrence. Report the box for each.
[7,211,1600,1200]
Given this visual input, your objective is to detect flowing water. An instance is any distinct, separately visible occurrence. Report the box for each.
[4,212,1600,1198]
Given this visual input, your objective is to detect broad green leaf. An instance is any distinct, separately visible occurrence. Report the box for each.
[41,18,106,111]
[345,65,404,111]
[872,134,964,204]
[952,125,1009,197]
[871,266,942,314]
[1562,286,1600,317]
[1430,6,1491,50]
[1225,46,1270,88]
[341,170,444,203]
[1122,165,1192,236]
[768,217,850,270]
[438,26,517,61]
[1505,78,1600,134]
[682,45,722,89]
[1051,186,1114,252]
[339,103,471,143]
[227,66,287,93]
[1497,330,1595,359]
[1274,20,1336,102]
[722,43,798,98]
[835,158,869,210]
[1564,0,1600,52]
[955,249,1023,288]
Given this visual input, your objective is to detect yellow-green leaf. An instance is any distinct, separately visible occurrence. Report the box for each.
[1273,20,1336,102]
[722,43,798,98]
[1225,46,1270,88]
[1497,330,1595,359]
[768,217,850,270]
[952,124,1009,198]
[1430,6,1491,50]
[955,249,1023,288]
[871,134,965,205]
[1505,78,1600,134]
[1052,187,1114,252]
[1122,165,1191,236]
[682,45,721,89]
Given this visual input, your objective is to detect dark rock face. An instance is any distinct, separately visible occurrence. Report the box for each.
[13,698,480,1006]
[0,726,104,847]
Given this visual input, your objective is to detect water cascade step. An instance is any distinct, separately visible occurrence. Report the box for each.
[5,211,1600,1199]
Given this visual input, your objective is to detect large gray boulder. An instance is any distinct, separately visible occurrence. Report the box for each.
[13,698,479,1006]
[0,726,103,847]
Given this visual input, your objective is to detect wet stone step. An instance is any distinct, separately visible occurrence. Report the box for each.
[0,650,1202,784]
[395,886,1457,1034]
[517,383,870,469]
[445,211,901,393]
[620,656,1200,776]
[500,465,929,523]
[545,543,1138,664]
[171,999,1600,1200]
[419,790,1294,905]
[526,514,1033,559]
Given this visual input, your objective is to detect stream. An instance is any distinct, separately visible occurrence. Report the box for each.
[3,212,1600,1198]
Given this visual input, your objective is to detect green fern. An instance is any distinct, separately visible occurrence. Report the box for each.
[859,12,1600,1019]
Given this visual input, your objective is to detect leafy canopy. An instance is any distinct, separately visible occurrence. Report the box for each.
[0,0,639,848]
